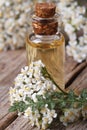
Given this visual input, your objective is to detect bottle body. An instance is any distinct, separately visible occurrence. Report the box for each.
[26,33,65,89]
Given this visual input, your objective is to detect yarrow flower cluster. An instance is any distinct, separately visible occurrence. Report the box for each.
[9,60,58,129]
[0,0,32,51]
[9,60,87,130]
[57,0,87,63]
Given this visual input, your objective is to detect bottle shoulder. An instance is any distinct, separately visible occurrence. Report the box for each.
[26,33,65,49]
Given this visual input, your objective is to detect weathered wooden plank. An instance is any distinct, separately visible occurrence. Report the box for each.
[4,116,87,130]
[0,50,26,130]
[5,117,32,130]
[0,50,26,86]
[5,116,64,130]
[0,50,26,100]
[49,120,87,130]
[0,50,20,62]
[0,87,9,99]
[68,67,87,93]
[65,61,87,87]
[65,55,86,86]
[0,112,17,130]
[66,120,87,130]
[0,94,11,120]
[0,93,18,130]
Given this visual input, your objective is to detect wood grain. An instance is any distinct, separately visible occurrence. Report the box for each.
[0,113,17,130]
[0,50,26,130]
[68,67,87,93]
[65,61,87,87]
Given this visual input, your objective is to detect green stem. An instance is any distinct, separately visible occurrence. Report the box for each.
[49,73,67,94]
[42,67,67,94]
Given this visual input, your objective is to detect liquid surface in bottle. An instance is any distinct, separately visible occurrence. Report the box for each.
[26,33,65,89]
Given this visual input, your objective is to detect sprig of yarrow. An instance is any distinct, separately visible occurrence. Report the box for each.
[9,89,87,112]
[9,88,87,128]
[9,60,87,129]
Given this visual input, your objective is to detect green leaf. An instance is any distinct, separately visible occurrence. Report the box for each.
[9,106,17,112]
[80,89,87,99]
[60,101,66,108]
[9,101,28,113]
[68,90,75,98]
[50,102,55,109]
[26,97,32,102]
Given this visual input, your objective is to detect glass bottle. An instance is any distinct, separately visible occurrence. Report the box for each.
[26,3,65,90]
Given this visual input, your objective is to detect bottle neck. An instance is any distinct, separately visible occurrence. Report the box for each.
[35,34,57,41]
[33,32,61,43]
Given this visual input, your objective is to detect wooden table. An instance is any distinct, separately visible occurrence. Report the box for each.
[0,49,87,130]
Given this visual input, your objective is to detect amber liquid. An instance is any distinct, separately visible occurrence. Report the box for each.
[26,33,65,89]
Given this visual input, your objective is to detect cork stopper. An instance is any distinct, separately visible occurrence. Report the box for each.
[32,3,58,35]
[35,3,56,18]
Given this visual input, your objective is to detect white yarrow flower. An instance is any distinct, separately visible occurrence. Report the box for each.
[58,0,87,63]
[9,60,58,129]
